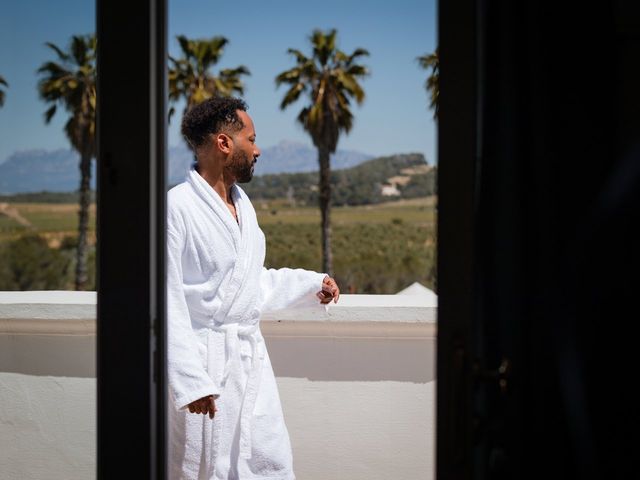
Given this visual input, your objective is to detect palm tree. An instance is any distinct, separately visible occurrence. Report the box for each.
[168,35,250,122]
[38,34,96,290]
[0,75,8,107]
[276,29,369,275]
[417,48,439,119]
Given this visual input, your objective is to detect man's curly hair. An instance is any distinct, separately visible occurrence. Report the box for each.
[181,97,248,149]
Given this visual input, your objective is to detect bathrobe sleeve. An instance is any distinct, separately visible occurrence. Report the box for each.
[167,212,220,411]
[259,266,327,313]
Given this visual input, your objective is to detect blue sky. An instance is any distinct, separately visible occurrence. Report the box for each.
[0,0,437,164]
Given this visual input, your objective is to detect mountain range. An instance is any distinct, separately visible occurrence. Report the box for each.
[0,140,375,194]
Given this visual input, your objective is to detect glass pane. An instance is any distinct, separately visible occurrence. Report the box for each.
[0,1,96,478]
[166,1,436,479]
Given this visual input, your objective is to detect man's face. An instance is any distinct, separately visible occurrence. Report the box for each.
[228,110,260,184]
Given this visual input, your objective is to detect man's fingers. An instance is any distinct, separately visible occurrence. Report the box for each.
[208,397,216,419]
[319,276,340,305]
[321,284,337,295]
[188,396,218,416]
[317,290,332,304]
[322,286,339,302]
[323,278,339,293]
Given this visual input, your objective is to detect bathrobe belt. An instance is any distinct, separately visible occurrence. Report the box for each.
[208,322,266,460]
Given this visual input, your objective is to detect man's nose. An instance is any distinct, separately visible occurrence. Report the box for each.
[254,145,261,157]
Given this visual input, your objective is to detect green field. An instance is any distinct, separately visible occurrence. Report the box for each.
[0,197,436,293]
[255,196,436,225]
[0,203,97,241]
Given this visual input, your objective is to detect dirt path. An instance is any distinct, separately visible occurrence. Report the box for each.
[0,203,33,228]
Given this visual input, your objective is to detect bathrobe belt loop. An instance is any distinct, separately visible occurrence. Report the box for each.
[207,322,265,461]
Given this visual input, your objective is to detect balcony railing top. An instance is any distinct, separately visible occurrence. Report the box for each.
[0,290,437,337]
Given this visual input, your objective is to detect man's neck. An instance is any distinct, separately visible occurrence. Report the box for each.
[196,160,235,204]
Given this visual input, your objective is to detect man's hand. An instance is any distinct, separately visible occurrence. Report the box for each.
[317,276,340,304]
[187,395,217,419]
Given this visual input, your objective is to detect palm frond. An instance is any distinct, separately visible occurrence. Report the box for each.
[71,35,88,66]
[219,65,251,78]
[44,105,57,123]
[0,75,8,107]
[37,61,71,77]
[279,82,305,110]
[176,35,192,57]
[311,29,338,67]
[417,48,439,69]
[44,42,71,62]
[417,48,439,119]
[200,36,228,67]
[275,66,305,85]
[336,72,365,104]
[287,48,310,64]
[344,64,368,77]
[347,48,369,64]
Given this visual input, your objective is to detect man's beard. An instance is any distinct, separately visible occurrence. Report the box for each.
[229,149,255,183]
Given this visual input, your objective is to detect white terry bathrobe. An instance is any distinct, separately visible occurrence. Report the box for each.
[167,167,326,480]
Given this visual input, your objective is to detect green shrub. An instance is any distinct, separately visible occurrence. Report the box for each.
[0,233,96,291]
[0,234,72,290]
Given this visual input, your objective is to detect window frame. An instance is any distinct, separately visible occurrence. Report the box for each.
[96,0,167,477]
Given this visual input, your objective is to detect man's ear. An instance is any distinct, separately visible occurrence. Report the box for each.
[214,133,232,155]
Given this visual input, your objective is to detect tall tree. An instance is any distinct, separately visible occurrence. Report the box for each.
[0,75,8,107]
[38,34,96,290]
[276,29,369,275]
[168,35,250,122]
[417,48,439,119]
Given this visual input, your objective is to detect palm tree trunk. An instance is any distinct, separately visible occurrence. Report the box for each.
[75,151,92,290]
[318,145,333,275]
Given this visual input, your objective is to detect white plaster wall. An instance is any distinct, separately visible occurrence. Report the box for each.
[0,292,97,480]
[0,292,436,480]
[0,372,96,480]
[280,378,435,480]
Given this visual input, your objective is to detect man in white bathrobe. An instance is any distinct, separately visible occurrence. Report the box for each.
[167,96,339,480]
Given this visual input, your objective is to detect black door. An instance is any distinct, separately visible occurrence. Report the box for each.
[438,1,640,479]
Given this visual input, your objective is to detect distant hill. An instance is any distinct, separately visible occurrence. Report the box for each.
[0,141,374,194]
[242,153,436,206]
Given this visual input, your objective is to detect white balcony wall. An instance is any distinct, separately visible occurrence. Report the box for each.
[0,292,96,480]
[0,292,436,480]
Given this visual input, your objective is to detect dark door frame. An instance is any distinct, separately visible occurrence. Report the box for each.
[437,0,479,477]
[96,1,167,477]
[438,1,639,479]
